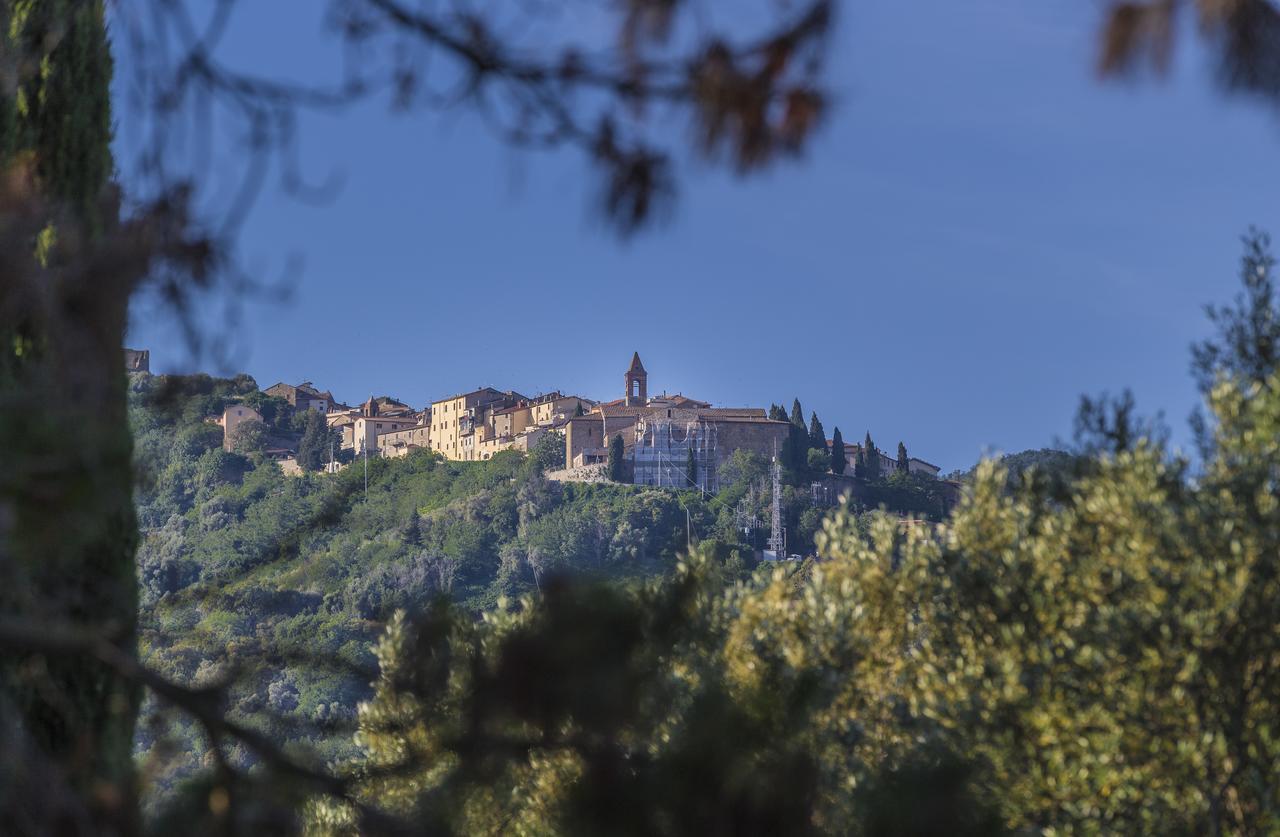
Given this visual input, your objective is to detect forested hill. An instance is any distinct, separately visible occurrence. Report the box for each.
[133,372,939,799]
[130,372,721,792]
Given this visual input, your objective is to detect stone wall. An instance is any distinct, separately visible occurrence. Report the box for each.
[544,463,610,484]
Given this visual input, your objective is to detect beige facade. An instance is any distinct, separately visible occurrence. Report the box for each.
[378,424,431,458]
[468,392,594,462]
[908,457,941,477]
[217,404,264,452]
[429,387,526,462]
[353,414,419,455]
[528,393,594,426]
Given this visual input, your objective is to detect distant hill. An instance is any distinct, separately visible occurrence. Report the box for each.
[944,448,1080,492]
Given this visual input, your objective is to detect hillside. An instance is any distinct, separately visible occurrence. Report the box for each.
[128,373,952,802]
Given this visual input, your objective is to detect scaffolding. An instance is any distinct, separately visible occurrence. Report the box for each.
[632,416,718,493]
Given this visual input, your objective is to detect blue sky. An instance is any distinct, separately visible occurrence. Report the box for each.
[119,1,1280,471]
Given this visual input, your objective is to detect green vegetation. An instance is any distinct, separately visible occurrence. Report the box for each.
[829,426,845,474]
[863,431,880,481]
[607,432,625,481]
[134,382,922,804]
[297,410,333,472]
[807,410,825,452]
[311,355,1280,833]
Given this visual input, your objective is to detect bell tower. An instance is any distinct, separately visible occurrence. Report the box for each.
[625,352,648,406]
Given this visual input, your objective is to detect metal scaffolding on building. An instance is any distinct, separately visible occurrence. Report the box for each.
[633,416,718,493]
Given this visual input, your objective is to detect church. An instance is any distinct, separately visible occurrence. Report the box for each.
[563,353,793,492]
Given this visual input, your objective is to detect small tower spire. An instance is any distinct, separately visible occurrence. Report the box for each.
[625,352,648,406]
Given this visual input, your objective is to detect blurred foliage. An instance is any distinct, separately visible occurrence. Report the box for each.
[306,360,1280,834]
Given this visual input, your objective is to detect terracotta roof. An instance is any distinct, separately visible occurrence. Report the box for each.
[694,414,789,425]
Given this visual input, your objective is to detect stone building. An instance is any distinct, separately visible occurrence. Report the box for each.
[839,443,941,477]
[377,424,431,458]
[328,395,420,451]
[429,387,525,461]
[566,353,792,491]
[264,381,338,413]
[124,348,149,373]
[351,396,420,455]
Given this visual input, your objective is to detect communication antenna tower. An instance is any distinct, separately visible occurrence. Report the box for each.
[767,441,786,559]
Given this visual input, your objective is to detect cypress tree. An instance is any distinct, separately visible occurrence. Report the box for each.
[769,403,787,422]
[897,441,909,474]
[808,411,826,452]
[297,410,327,471]
[790,398,805,429]
[404,512,422,547]
[1,2,141,827]
[608,433,626,482]
[865,432,880,481]
[686,445,698,488]
[830,427,846,474]
[3,0,113,224]
[855,447,866,479]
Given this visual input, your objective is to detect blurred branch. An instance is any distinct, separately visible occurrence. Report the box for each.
[1100,0,1280,105]
[116,0,834,239]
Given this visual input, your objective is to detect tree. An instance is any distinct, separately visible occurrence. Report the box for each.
[864,432,881,481]
[769,403,788,422]
[1192,228,1280,396]
[830,427,846,475]
[777,399,808,476]
[607,433,626,482]
[808,411,826,452]
[1099,1,1280,124]
[897,441,909,474]
[854,447,866,480]
[229,419,269,457]
[807,447,830,474]
[686,446,698,488]
[528,430,566,473]
[129,1,833,237]
[0,4,148,830]
[403,512,422,547]
[297,410,329,471]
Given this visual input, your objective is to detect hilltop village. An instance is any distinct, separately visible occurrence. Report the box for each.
[202,352,941,492]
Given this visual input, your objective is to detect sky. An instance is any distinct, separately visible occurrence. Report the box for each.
[119,1,1280,472]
